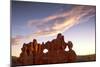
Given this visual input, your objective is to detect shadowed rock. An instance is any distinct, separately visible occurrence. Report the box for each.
[15,33,77,66]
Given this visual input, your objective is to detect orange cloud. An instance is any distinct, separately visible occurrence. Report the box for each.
[11,35,24,45]
[11,35,35,45]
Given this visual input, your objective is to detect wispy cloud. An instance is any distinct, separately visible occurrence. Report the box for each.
[12,5,95,45]
[11,35,24,45]
[27,5,95,37]
[11,35,35,45]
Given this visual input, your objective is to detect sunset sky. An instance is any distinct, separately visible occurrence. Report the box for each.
[11,1,96,57]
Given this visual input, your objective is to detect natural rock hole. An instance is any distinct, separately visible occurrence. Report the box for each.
[43,49,48,53]
[65,46,69,51]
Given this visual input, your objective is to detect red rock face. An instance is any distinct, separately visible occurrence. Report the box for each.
[17,33,77,65]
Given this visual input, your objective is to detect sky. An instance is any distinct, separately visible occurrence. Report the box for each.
[11,1,96,57]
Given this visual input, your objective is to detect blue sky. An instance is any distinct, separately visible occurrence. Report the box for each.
[11,1,73,36]
[11,1,96,57]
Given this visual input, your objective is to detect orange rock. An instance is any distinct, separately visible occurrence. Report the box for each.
[16,33,77,65]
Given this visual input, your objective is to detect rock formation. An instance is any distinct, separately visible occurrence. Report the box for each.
[16,33,77,66]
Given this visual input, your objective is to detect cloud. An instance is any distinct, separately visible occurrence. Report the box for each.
[11,35,35,45]
[11,35,24,45]
[27,5,95,37]
[12,6,95,45]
